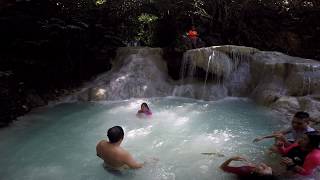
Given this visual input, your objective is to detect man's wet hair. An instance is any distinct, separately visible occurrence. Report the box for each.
[294,111,310,121]
[107,126,124,143]
[305,131,320,149]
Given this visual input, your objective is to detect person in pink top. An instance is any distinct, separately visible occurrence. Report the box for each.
[136,103,152,118]
[220,156,277,180]
[281,131,320,176]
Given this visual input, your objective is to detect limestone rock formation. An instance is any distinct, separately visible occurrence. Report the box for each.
[183,45,320,121]
[77,47,173,101]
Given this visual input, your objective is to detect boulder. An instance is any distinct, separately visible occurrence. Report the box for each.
[270,96,300,116]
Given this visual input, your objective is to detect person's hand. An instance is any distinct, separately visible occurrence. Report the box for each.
[253,137,263,143]
[273,133,284,139]
[272,131,282,134]
[274,133,287,143]
[281,157,294,166]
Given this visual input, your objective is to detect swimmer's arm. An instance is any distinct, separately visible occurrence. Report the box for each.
[122,153,144,169]
[253,129,291,142]
[220,158,234,170]
[96,143,102,158]
[220,156,248,170]
[253,134,277,142]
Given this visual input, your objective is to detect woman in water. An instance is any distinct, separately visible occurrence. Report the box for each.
[136,103,152,117]
[280,131,320,176]
[220,156,277,180]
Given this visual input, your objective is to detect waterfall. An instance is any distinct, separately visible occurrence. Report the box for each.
[59,45,320,110]
[76,47,173,101]
[202,51,213,97]
[175,46,257,100]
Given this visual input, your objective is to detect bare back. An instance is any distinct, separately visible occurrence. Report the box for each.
[96,140,127,168]
[96,140,143,169]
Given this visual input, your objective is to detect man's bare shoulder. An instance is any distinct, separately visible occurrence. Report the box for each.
[116,146,130,156]
[97,140,107,147]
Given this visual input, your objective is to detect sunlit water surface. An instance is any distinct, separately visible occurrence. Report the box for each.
[0,97,298,180]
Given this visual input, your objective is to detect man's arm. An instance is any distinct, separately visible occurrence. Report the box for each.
[96,141,102,158]
[122,151,144,169]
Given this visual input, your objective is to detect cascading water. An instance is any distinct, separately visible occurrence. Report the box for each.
[175,46,257,100]
[75,47,173,101]
[68,45,320,104]
[202,51,213,97]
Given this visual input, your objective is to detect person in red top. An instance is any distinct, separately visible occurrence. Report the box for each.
[187,26,199,48]
[136,102,152,118]
[220,156,277,180]
[280,131,320,176]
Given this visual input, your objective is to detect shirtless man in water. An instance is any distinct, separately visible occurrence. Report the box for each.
[96,126,144,169]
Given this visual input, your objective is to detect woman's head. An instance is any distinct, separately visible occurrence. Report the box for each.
[254,163,273,176]
[239,164,277,180]
[141,103,150,111]
[298,131,320,150]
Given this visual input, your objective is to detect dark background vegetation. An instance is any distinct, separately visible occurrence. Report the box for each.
[1,0,320,126]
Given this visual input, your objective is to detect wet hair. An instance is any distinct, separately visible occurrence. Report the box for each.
[141,103,150,110]
[238,174,278,180]
[294,111,310,121]
[107,126,124,143]
[305,131,320,149]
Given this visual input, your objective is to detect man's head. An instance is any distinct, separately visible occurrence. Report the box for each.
[291,111,310,131]
[107,126,124,143]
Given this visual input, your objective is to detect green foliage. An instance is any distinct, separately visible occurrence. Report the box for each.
[136,13,159,46]
[96,0,106,5]
[138,13,158,24]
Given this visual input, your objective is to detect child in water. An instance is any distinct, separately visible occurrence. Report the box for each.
[136,103,152,118]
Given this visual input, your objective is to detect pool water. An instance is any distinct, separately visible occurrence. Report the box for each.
[0,97,286,180]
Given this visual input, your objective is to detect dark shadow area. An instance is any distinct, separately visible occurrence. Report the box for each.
[1,0,320,126]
